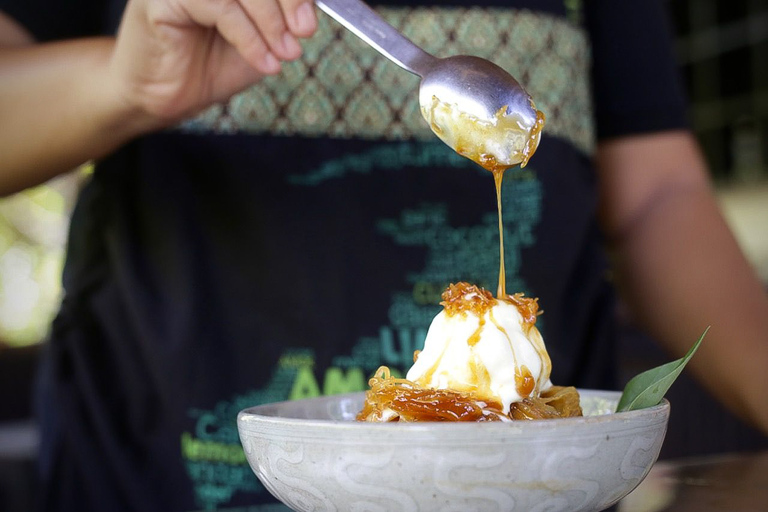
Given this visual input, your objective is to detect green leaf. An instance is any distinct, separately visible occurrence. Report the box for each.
[616,327,709,412]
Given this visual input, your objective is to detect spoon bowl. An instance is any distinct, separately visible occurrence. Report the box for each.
[418,55,538,128]
[316,0,543,167]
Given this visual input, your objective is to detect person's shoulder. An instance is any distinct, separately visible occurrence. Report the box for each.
[0,10,34,46]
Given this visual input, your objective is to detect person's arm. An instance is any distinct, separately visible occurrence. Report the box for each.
[0,35,153,194]
[596,130,768,433]
[0,0,318,196]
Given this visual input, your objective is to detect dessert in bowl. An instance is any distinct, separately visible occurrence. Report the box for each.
[237,283,670,511]
[238,79,678,510]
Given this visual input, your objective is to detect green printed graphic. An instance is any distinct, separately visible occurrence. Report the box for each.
[182,349,394,510]
[376,167,542,297]
[288,366,367,400]
[287,140,473,186]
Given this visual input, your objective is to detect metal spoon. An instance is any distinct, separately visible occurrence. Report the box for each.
[315,0,544,168]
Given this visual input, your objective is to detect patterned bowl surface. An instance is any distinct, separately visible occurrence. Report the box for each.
[238,390,669,512]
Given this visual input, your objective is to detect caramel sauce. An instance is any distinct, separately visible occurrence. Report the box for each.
[526,325,552,395]
[520,110,546,168]
[420,349,443,386]
[501,295,550,393]
[488,307,519,371]
[357,368,506,422]
[440,282,495,317]
[467,317,485,347]
[429,99,546,174]
[506,293,540,331]
[494,169,506,297]
[357,369,582,422]
[468,355,493,394]
[508,386,583,420]
[454,106,545,297]
[515,365,535,397]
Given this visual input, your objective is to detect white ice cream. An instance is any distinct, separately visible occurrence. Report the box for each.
[406,284,552,414]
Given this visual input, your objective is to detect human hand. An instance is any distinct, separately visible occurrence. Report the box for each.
[109,0,317,126]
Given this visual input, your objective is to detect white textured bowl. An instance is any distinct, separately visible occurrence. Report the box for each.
[238,390,669,512]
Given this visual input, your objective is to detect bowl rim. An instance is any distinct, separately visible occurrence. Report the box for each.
[237,389,670,433]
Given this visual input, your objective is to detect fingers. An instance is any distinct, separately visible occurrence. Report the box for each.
[238,0,299,63]
[280,0,318,38]
[215,0,282,74]
[179,0,317,74]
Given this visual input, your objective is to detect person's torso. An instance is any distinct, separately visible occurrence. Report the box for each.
[43,1,616,510]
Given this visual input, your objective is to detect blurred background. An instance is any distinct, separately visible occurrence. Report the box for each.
[0,1,767,510]
[618,0,768,461]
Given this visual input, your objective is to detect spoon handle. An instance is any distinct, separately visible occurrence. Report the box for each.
[315,0,437,77]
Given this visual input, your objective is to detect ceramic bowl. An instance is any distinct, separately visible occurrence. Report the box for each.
[237,389,669,512]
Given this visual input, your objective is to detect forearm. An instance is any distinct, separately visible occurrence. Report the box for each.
[0,0,319,196]
[598,132,768,433]
[0,39,160,195]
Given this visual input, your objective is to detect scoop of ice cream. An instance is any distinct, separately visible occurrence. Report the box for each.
[405,282,552,414]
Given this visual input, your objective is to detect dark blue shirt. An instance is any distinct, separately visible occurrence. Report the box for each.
[0,0,688,510]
